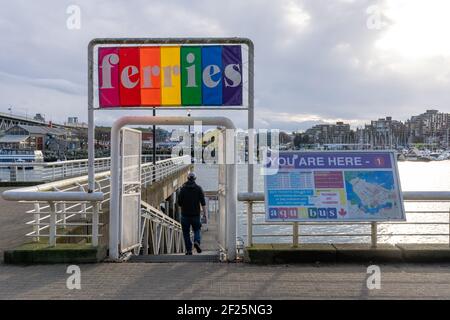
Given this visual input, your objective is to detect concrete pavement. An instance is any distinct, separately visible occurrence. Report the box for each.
[0,262,450,299]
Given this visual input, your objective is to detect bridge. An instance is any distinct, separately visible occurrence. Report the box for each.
[0,111,82,132]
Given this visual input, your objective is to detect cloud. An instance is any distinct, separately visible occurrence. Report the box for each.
[0,0,449,131]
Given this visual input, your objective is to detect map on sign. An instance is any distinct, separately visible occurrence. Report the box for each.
[264,151,405,222]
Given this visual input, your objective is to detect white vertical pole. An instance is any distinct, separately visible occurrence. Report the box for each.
[247,40,255,196]
[49,202,56,246]
[293,222,299,247]
[371,222,377,248]
[88,42,95,193]
[33,203,40,242]
[143,220,149,255]
[92,201,99,246]
[226,129,237,261]
[247,201,253,247]
[109,121,121,259]
[79,185,87,219]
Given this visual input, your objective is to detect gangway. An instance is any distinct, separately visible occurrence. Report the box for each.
[131,196,221,263]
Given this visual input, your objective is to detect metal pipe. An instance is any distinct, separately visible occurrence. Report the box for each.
[2,191,104,202]
[247,202,253,247]
[33,203,40,242]
[49,202,56,246]
[153,108,156,165]
[88,40,95,193]
[110,116,236,260]
[293,222,299,247]
[92,201,99,246]
[371,222,377,248]
[247,38,255,209]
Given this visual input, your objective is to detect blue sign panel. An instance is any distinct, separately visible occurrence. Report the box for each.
[264,151,405,222]
[201,46,223,105]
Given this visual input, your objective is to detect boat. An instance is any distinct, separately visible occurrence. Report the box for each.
[0,149,44,169]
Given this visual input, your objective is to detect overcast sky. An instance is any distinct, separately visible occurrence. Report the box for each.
[1,0,450,131]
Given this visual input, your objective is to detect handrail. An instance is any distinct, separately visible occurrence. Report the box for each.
[0,154,172,183]
[238,191,450,248]
[238,191,450,202]
[140,200,184,255]
[141,201,181,228]
[0,155,169,167]
[2,191,104,202]
[2,155,189,199]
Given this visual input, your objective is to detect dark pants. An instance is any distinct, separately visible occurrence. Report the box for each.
[181,215,201,252]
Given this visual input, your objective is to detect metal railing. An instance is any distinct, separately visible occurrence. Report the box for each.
[2,156,191,247]
[238,192,450,248]
[140,201,184,255]
[0,154,172,183]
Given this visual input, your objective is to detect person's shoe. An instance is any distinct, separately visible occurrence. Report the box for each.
[185,251,192,255]
[194,241,202,253]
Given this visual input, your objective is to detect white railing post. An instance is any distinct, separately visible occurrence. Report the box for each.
[293,222,299,247]
[247,201,253,247]
[33,202,40,242]
[11,166,17,182]
[22,164,26,181]
[78,184,87,219]
[53,187,66,229]
[49,201,56,246]
[371,222,378,248]
[143,219,149,255]
[92,201,99,246]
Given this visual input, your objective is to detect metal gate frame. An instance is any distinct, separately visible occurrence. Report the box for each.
[108,116,237,261]
[119,127,142,254]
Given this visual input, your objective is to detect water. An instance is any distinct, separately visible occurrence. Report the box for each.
[195,161,450,245]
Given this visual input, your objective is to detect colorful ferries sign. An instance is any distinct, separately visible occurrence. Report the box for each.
[98,45,243,107]
[264,151,405,222]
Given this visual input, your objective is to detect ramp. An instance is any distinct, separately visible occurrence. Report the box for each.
[134,195,221,263]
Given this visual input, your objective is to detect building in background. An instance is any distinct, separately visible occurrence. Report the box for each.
[406,109,450,146]
[305,122,353,144]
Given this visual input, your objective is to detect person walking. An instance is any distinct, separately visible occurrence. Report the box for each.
[177,172,207,255]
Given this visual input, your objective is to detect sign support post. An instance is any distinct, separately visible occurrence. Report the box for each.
[87,38,254,259]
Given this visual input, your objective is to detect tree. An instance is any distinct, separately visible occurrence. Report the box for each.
[279,131,292,144]
[293,133,309,148]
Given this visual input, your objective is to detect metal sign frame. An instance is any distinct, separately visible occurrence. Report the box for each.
[87,37,255,197]
[263,150,406,222]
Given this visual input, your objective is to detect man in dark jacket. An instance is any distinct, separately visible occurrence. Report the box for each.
[177,172,207,255]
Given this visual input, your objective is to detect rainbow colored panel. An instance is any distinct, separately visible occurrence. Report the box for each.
[97,45,243,108]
